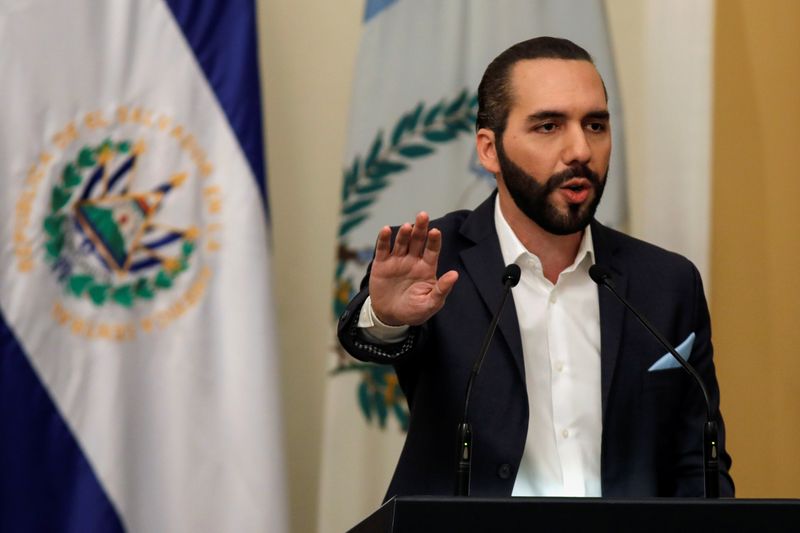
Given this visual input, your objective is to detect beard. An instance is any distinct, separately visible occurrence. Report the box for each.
[495,138,607,236]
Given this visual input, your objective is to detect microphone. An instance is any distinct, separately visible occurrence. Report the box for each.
[455,263,521,496]
[588,264,720,498]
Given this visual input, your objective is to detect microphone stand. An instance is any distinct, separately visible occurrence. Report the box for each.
[455,264,520,496]
[589,265,719,498]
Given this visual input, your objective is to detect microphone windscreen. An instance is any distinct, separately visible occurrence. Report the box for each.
[588,264,614,288]
[502,264,522,287]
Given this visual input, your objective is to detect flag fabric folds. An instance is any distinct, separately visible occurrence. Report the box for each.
[0,1,286,532]
[321,1,626,531]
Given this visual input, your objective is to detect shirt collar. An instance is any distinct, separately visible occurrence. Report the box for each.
[494,194,595,274]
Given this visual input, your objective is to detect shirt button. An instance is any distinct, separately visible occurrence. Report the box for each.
[562,429,570,439]
[555,362,564,373]
[497,463,512,479]
[549,293,557,304]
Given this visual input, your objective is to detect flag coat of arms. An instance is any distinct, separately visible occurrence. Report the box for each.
[0,1,287,531]
[320,1,626,531]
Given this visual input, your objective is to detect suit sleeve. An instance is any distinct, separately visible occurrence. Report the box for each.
[672,264,735,496]
[336,269,428,365]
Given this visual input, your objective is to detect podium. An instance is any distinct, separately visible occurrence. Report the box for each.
[348,496,800,533]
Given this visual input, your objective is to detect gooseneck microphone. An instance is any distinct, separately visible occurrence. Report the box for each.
[588,264,720,498]
[455,263,521,496]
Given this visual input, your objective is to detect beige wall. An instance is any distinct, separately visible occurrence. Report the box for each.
[258,2,362,532]
[712,0,800,497]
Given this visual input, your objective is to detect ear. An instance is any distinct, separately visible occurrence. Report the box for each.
[476,128,501,175]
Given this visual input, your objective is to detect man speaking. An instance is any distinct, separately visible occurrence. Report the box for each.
[337,36,734,499]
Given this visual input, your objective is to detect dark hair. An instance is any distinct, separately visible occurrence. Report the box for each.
[476,36,597,135]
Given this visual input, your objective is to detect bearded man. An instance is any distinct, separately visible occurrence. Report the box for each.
[337,36,734,500]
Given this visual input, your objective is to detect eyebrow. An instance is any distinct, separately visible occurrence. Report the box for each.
[525,109,610,122]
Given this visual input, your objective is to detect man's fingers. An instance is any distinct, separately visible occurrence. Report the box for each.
[433,270,459,302]
[374,226,392,261]
[422,228,442,265]
[407,212,429,257]
[392,223,412,256]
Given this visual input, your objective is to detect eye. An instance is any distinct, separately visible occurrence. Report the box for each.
[535,122,558,133]
[586,121,607,133]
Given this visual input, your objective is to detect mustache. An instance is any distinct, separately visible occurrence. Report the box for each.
[546,165,603,190]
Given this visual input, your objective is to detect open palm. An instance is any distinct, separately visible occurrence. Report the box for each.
[369,212,459,326]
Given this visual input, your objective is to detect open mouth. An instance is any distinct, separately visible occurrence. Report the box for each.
[560,178,590,190]
[558,179,592,203]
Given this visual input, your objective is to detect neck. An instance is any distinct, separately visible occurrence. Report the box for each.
[498,189,584,284]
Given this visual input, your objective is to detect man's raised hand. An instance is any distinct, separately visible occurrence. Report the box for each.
[369,212,459,326]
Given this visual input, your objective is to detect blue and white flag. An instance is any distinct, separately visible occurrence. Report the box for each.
[321,1,626,531]
[0,2,287,532]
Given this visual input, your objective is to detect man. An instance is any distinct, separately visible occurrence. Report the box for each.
[337,37,733,499]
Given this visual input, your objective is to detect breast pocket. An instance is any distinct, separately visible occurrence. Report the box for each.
[642,367,686,391]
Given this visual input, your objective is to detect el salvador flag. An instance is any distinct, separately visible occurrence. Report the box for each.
[0,1,287,532]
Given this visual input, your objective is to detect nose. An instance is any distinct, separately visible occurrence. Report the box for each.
[562,125,592,166]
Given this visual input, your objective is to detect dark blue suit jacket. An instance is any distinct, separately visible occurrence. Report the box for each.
[337,193,734,500]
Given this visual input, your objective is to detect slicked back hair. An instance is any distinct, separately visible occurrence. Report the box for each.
[476,36,598,137]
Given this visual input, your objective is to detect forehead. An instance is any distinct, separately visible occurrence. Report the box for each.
[507,58,607,115]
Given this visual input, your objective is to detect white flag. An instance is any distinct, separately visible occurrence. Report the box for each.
[320,1,626,531]
[0,1,287,531]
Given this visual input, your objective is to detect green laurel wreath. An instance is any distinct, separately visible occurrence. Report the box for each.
[43,139,195,308]
[338,88,478,239]
[333,89,478,430]
[331,363,409,430]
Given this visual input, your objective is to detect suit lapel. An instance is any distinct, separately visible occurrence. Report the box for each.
[458,194,525,384]
[456,202,629,405]
[591,221,628,422]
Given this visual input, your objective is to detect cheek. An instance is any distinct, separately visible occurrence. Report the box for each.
[590,138,612,169]
[526,155,560,181]
[505,138,558,176]
[591,136,612,156]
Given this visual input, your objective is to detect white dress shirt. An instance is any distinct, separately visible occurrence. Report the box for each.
[357,197,603,496]
[493,198,602,497]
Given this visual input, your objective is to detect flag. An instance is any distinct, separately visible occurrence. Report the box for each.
[320,1,626,531]
[0,1,287,532]
[617,0,715,282]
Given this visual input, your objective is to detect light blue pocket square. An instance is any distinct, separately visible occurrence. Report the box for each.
[648,332,695,371]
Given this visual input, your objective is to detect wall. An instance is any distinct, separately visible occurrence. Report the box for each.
[712,0,800,497]
[258,2,363,532]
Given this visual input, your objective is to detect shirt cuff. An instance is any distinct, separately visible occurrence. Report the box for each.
[357,296,410,344]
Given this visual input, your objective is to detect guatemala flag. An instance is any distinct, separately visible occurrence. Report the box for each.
[321,1,625,531]
[0,1,287,532]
